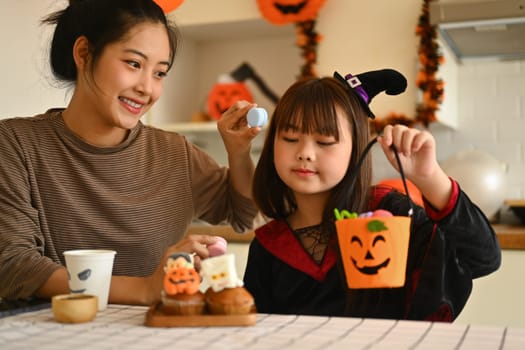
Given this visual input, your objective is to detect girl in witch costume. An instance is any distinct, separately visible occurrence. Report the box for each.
[243,69,501,321]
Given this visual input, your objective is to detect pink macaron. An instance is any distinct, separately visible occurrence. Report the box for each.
[208,236,227,257]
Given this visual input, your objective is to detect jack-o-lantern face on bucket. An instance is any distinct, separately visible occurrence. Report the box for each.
[336,216,411,289]
[164,267,200,295]
[350,231,390,275]
[206,82,254,121]
[256,0,326,25]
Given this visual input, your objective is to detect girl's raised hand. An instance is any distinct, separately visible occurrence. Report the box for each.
[377,124,452,211]
[377,124,438,181]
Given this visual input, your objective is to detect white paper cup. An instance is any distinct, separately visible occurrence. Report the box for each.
[63,249,116,311]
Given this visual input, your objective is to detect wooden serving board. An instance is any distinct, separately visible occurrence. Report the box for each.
[144,302,257,327]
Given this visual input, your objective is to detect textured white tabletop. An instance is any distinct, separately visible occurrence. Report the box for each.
[1,304,524,349]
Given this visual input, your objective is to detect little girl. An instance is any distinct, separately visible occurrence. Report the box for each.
[243,69,501,321]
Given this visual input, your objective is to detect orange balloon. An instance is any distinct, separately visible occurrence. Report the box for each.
[377,178,424,207]
[154,0,184,13]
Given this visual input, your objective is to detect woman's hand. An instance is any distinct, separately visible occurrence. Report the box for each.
[216,100,261,199]
[217,100,262,158]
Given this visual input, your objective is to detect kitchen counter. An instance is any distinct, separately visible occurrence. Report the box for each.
[188,224,525,250]
[492,224,525,250]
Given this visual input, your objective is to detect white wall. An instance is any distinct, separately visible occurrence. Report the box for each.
[0,0,68,119]
[433,60,525,199]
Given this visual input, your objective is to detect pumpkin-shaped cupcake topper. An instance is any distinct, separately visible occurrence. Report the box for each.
[163,252,200,296]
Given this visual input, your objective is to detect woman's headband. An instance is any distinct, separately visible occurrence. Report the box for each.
[333,69,407,119]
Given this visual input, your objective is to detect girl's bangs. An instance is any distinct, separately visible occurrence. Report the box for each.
[275,84,342,140]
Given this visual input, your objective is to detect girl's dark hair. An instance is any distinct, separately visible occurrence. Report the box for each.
[253,76,373,234]
[42,0,179,83]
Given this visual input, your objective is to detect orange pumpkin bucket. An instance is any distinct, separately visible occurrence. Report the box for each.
[334,137,415,289]
[336,214,411,288]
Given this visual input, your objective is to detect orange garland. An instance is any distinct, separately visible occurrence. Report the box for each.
[295,20,323,79]
[370,0,444,133]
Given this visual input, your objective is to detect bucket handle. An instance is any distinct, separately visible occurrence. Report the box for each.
[349,136,414,217]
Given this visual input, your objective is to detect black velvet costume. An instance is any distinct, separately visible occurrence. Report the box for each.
[243,180,501,321]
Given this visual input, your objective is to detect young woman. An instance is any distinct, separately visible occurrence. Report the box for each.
[0,0,261,306]
[243,69,501,321]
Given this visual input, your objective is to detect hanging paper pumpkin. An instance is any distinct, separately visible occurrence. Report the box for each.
[256,0,326,25]
[336,214,411,289]
[206,82,254,121]
[154,0,184,14]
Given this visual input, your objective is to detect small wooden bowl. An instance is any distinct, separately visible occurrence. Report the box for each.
[52,294,98,323]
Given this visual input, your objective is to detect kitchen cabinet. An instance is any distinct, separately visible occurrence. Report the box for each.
[455,249,525,328]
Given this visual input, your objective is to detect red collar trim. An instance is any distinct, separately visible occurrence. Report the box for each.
[254,220,337,281]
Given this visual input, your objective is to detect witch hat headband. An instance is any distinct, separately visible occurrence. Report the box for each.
[333,68,414,215]
[333,69,407,119]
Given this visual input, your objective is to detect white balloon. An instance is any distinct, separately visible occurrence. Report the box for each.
[441,150,507,219]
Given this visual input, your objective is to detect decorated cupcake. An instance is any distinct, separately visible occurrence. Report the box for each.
[200,254,254,315]
[160,252,206,315]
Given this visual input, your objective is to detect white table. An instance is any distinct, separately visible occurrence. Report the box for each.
[1,304,524,349]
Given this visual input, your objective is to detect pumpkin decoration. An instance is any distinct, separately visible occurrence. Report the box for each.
[162,252,200,296]
[336,210,411,289]
[153,0,184,14]
[163,266,200,296]
[256,0,326,25]
[206,80,254,121]
[256,0,327,79]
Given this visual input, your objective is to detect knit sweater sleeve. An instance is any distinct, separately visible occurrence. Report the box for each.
[186,138,258,233]
[0,119,62,300]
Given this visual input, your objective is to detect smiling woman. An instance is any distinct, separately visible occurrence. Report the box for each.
[62,22,172,146]
[0,0,260,308]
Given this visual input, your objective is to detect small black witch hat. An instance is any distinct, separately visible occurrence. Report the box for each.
[333,69,407,119]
